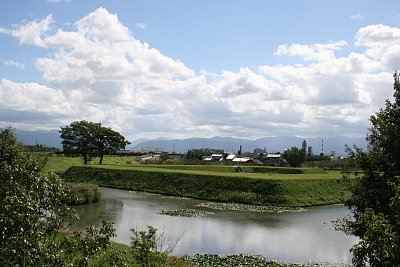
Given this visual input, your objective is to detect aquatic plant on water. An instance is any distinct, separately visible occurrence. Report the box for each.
[196,202,306,213]
[159,208,215,217]
[182,254,351,267]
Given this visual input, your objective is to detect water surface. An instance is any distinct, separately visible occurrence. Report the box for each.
[72,187,357,264]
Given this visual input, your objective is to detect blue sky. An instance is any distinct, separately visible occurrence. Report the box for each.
[1,0,400,140]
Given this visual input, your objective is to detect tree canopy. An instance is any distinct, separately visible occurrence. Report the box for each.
[345,72,400,266]
[283,146,306,167]
[60,121,130,164]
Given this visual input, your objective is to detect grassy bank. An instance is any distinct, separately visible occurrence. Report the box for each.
[37,153,139,174]
[62,166,349,206]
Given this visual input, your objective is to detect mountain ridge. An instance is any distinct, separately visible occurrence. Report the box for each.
[130,135,367,155]
[12,129,367,156]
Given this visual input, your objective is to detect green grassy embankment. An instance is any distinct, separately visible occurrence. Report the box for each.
[39,154,139,174]
[62,165,349,207]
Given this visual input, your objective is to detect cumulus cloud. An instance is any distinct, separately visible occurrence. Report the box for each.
[355,24,400,71]
[275,41,348,62]
[0,79,102,128]
[6,15,54,47]
[0,8,399,140]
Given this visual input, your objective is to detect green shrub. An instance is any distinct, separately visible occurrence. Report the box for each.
[64,182,101,205]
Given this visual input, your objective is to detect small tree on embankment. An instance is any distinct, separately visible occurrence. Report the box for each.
[60,120,130,165]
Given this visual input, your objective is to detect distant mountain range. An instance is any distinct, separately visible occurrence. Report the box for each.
[130,135,368,156]
[15,129,62,148]
[14,129,367,156]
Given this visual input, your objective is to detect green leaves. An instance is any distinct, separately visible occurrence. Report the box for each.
[60,120,130,165]
[351,209,398,266]
[130,226,158,266]
[0,128,125,266]
[283,147,306,167]
[345,72,400,266]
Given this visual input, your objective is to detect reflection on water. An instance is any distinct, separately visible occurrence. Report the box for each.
[71,187,358,264]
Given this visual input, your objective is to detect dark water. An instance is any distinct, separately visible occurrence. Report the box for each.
[71,187,358,264]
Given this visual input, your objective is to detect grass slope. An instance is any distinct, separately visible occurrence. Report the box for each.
[62,165,349,207]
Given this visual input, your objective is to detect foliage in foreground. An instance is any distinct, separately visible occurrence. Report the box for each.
[0,127,193,266]
[0,127,126,266]
[129,225,188,267]
[344,72,400,266]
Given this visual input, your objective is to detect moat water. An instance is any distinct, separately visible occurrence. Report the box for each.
[72,187,358,264]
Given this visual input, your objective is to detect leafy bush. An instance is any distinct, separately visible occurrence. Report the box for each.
[64,182,101,205]
[130,226,186,266]
[0,127,121,266]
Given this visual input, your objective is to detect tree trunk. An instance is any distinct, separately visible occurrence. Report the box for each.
[83,153,88,165]
[99,153,104,165]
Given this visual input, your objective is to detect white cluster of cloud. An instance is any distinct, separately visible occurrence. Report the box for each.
[1,8,399,140]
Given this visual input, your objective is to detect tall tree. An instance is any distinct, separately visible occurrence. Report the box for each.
[60,121,100,164]
[345,72,400,266]
[60,121,130,165]
[96,126,130,164]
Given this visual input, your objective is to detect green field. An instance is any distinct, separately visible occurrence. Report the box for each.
[38,153,139,174]
[89,164,341,180]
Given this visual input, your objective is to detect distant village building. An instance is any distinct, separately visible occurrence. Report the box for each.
[211,154,223,160]
[139,154,160,161]
[225,153,236,161]
[232,157,252,163]
[202,153,262,165]
[203,154,224,161]
[265,153,286,166]
[232,157,263,165]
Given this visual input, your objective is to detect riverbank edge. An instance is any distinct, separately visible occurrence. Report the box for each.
[110,240,350,267]
[62,166,350,207]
